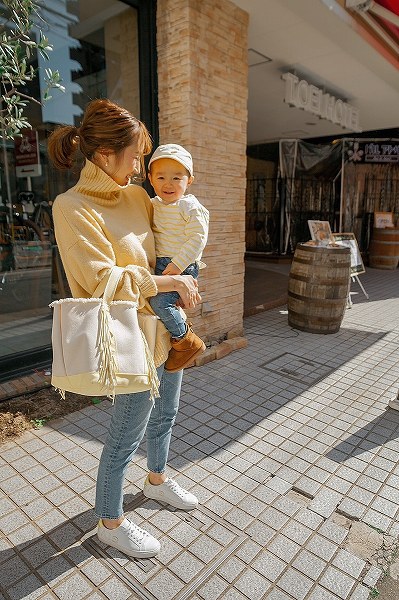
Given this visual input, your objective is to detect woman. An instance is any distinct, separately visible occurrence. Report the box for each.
[48,99,201,559]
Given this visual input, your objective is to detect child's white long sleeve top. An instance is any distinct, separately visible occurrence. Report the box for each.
[151,193,209,272]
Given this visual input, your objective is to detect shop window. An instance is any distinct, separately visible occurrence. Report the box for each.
[0,0,155,378]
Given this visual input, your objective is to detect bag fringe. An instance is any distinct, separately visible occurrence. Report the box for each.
[54,387,66,400]
[98,303,118,397]
[140,329,160,404]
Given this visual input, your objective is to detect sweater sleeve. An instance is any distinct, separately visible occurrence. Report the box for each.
[171,195,209,272]
[53,198,157,305]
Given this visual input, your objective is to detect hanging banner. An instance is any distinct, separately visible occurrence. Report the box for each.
[345,140,399,164]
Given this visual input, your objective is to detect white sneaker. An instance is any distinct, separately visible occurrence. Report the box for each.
[388,396,399,411]
[97,517,160,558]
[143,476,199,510]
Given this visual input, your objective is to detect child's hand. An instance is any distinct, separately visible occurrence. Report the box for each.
[162,262,182,275]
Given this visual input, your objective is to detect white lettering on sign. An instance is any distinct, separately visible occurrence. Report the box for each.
[281,72,362,132]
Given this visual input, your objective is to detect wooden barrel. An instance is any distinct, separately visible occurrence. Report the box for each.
[368,228,399,270]
[288,243,351,334]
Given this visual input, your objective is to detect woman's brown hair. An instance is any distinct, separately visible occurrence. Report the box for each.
[47,98,152,177]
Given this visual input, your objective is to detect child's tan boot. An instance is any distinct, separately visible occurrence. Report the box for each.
[165,326,206,372]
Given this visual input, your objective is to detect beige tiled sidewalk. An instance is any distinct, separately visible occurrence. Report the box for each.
[0,265,399,600]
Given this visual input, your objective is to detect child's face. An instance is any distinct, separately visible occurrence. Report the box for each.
[149,158,193,204]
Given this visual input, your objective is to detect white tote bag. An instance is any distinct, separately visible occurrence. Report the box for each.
[50,266,159,401]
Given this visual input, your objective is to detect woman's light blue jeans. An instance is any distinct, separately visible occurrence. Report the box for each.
[95,364,183,519]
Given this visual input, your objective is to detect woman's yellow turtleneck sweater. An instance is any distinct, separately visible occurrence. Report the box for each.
[52,159,171,367]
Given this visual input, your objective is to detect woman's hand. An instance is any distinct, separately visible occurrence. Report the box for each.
[152,274,201,309]
[172,275,201,309]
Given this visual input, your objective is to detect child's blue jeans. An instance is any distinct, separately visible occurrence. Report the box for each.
[150,257,199,339]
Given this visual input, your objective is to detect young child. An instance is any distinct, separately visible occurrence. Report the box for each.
[148,143,209,372]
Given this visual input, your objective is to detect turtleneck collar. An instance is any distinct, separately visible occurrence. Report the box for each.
[74,159,131,206]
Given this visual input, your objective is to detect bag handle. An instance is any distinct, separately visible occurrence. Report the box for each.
[92,266,125,304]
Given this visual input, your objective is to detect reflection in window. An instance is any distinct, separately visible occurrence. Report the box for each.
[0,0,140,366]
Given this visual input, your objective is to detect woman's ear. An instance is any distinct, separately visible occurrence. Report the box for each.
[93,151,108,169]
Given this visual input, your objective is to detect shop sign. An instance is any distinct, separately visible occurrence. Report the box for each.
[282,72,362,132]
[14,129,42,178]
[345,140,399,163]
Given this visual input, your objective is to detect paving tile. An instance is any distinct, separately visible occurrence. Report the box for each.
[307,584,341,599]
[47,522,81,550]
[306,535,338,562]
[337,498,366,520]
[235,539,263,564]
[319,566,356,599]
[268,534,301,563]
[237,495,266,517]
[0,474,27,494]
[0,496,17,516]
[224,507,254,530]
[218,485,247,505]
[318,521,349,545]
[190,535,224,563]
[349,584,372,600]
[370,496,398,518]
[197,574,229,600]
[0,536,15,565]
[309,490,343,519]
[1,554,30,587]
[282,520,313,546]
[363,509,391,532]
[5,573,47,600]
[0,508,30,535]
[21,538,59,569]
[35,509,67,533]
[294,477,322,497]
[217,588,247,600]
[258,506,290,530]
[265,476,292,494]
[277,568,314,600]
[218,556,246,583]
[292,549,326,579]
[21,497,54,519]
[234,568,271,599]
[265,590,295,600]
[332,549,366,579]
[168,551,204,583]
[52,573,94,600]
[245,520,275,545]
[7,523,42,549]
[252,551,286,582]
[294,508,324,530]
[362,565,383,588]
[32,475,61,494]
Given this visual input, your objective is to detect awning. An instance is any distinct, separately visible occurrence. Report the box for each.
[371,0,399,43]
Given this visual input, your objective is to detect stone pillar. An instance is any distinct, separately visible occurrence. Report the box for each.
[156,0,248,341]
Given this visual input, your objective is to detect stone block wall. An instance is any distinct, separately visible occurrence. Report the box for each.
[156,0,248,341]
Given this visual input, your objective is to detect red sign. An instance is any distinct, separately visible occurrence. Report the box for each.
[14,129,42,177]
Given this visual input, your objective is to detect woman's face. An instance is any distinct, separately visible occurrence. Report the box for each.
[106,144,141,186]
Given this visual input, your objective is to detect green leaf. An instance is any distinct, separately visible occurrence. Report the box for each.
[31,418,47,428]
